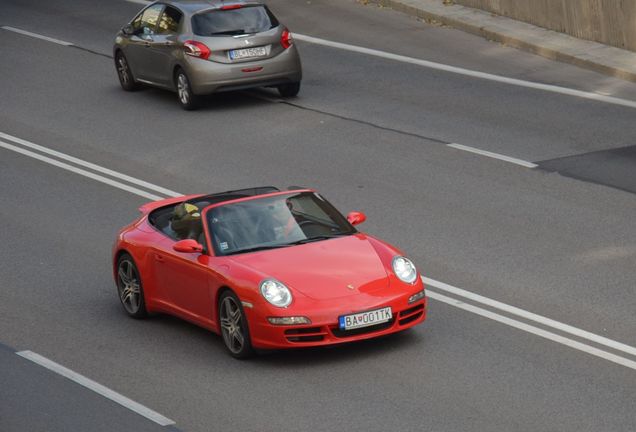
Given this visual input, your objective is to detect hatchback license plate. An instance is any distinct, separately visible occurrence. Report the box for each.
[229,46,268,60]
[339,307,392,330]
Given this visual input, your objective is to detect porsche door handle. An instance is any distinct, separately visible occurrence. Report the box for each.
[155,254,165,263]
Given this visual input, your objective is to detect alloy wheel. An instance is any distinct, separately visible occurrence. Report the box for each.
[177,73,190,105]
[220,296,245,354]
[117,259,141,314]
[117,56,130,85]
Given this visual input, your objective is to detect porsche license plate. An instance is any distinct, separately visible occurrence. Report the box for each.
[339,307,392,330]
[229,46,268,60]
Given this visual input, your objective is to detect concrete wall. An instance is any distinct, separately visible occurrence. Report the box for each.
[453,0,636,52]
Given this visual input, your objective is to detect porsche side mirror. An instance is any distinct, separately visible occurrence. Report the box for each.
[173,239,203,253]
[122,24,134,35]
[347,211,366,226]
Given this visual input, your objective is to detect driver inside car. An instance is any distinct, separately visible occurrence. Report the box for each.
[260,199,302,242]
[170,203,203,241]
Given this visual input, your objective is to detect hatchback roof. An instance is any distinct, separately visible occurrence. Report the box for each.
[159,0,262,14]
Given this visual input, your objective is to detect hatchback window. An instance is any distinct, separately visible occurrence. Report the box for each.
[157,6,182,34]
[192,5,279,36]
[132,4,163,34]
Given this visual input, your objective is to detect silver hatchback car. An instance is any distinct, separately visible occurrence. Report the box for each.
[114,1,302,109]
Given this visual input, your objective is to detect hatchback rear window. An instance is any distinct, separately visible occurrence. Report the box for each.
[192,5,279,36]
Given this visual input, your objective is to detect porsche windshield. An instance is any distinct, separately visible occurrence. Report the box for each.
[207,192,356,256]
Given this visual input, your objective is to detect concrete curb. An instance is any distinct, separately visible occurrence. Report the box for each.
[370,0,636,83]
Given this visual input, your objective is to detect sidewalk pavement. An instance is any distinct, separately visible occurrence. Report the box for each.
[371,0,636,83]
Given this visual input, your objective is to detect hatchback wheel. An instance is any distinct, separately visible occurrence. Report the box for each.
[115,52,139,91]
[116,254,147,318]
[218,291,254,359]
[175,69,199,110]
[277,81,301,98]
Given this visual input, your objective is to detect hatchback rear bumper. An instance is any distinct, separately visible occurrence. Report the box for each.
[184,45,302,95]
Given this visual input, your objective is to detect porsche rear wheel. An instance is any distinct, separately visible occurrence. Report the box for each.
[116,254,147,318]
[218,291,254,359]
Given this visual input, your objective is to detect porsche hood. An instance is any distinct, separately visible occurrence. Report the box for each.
[228,234,391,300]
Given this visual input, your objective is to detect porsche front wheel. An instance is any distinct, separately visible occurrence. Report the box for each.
[116,254,148,318]
[218,291,254,359]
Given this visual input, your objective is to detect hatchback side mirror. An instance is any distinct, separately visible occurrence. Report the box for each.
[347,211,367,226]
[173,239,203,253]
[122,24,134,35]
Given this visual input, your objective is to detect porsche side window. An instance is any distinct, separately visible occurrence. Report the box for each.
[157,6,182,34]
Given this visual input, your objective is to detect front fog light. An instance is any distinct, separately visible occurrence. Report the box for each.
[408,290,426,304]
[268,316,312,325]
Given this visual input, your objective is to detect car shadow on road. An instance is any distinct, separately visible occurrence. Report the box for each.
[253,330,424,367]
[112,85,279,112]
[128,307,425,367]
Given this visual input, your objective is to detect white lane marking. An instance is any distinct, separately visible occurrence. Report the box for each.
[423,276,636,358]
[4,130,636,370]
[294,33,636,110]
[1,26,73,46]
[447,143,538,168]
[16,351,175,426]
[0,140,163,201]
[0,131,181,198]
[426,290,636,371]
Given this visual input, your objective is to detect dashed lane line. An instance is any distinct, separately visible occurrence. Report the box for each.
[17,351,176,426]
[447,143,539,168]
[1,26,73,46]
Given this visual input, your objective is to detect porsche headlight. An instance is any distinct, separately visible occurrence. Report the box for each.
[260,279,292,307]
[392,256,417,284]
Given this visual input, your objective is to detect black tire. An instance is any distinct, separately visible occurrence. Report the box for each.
[175,69,200,110]
[218,290,254,359]
[277,81,301,98]
[115,52,140,91]
[116,253,148,319]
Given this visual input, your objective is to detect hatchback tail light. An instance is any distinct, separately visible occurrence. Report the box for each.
[184,40,211,60]
[281,29,293,49]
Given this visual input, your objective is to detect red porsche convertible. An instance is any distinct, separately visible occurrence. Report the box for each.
[113,187,427,358]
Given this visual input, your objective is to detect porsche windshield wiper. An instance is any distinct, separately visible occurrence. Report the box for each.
[287,234,349,245]
[225,244,291,255]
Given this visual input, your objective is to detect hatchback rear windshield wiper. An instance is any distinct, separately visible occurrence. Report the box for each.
[210,29,247,36]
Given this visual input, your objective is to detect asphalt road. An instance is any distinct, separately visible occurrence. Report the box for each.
[1,0,635,431]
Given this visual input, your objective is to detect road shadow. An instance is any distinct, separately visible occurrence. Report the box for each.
[106,84,282,113]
